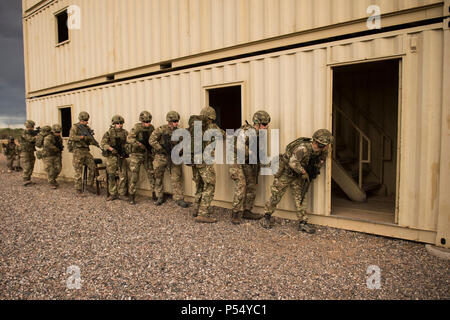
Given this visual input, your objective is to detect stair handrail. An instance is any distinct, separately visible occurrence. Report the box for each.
[334,106,371,189]
[339,94,393,162]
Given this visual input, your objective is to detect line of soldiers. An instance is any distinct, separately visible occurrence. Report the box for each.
[15,109,333,233]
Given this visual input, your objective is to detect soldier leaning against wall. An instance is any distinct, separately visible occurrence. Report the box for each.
[261,129,334,234]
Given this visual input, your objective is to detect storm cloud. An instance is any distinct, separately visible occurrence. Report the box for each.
[0,0,26,128]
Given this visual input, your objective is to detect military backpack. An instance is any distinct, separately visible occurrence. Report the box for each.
[187,114,208,165]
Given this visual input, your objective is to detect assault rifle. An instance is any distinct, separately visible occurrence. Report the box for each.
[77,124,104,152]
[161,133,173,156]
[136,130,151,171]
[300,154,322,205]
[55,137,64,152]
[30,127,41,137]
[137,131,152,153]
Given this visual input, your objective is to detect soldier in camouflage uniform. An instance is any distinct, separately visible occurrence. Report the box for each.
[127,111,156,205]
[2,136,19,173]
[150,111,188,208]
[42,124,64,189]
[69,111,98,195]
[229,111,271,225]
[19,120,38,186]
[192,107,225,223]
[101,115,129,201]
[261,129,333,234]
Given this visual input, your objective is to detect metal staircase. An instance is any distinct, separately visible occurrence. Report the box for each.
[332,98,393,202]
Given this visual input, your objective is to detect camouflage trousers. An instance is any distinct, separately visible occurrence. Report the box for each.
[6,154,19,170]
[43,155,62,184]
[263,168,310,222]
[72,148,96,191]
[128,152,155,196]
[20,152,35,181]
[229,164,258,213]
[153,153,183,201]
[192,164,216,217]
[106,155,128,196]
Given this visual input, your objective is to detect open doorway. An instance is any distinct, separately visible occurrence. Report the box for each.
[206,85,242,130]
[331,59,400,224]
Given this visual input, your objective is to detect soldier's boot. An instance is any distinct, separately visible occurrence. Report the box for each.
[176,199,189,208]
[242,210,263,220]
[298,221,316,234]
[195,215,217,224]
[152,192,157,201]
[50,183,57,189]
[129,194,136,205]
[261,213,274,229]
[191,204,199,217]
[86,185,97,195]
[155,196,165,206]
[76,189,86,197]
[106,194,119,201]
[23,180,35,186]
[231,211,241,225]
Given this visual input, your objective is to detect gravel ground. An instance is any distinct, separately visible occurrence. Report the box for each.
[0,156,448,300]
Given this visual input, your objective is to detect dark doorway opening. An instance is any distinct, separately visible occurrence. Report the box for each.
[207,86,242,130]
[331,59,400,224]
[59,107,72,138]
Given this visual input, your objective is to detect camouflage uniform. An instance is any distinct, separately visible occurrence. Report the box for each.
[42,125,63,188]
[127,111,156,203]
[192,107,225,222]
[101,116,129,199]
[229,111,271,224]
[150,112,185,204]
[2,138,19,171]
[19,120,37,185]
[69,112,97,192]
[262,129,333,233]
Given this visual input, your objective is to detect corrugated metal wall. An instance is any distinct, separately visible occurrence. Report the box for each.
[398,29,443,231]
[26,26,444,233]
[23,0,443,93]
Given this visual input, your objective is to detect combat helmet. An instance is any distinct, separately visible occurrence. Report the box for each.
[52,124,62,133]
[200,106,216,121]
[139,111,152,122]
[166,111,180,122]
[313,129,334,146]
[25,120,35,128]
[252,111,271,125]
[78,111,90,121]
[41,125,52,133]
[9,136,14,141]
[111,115,125,124]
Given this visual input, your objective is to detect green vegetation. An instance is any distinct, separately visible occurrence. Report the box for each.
[0,128,24,140]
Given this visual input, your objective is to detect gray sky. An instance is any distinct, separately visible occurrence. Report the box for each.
[0,0,25,128]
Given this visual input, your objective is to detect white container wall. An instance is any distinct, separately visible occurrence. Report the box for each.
[27,25,445,236]
[23,0,443,93]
